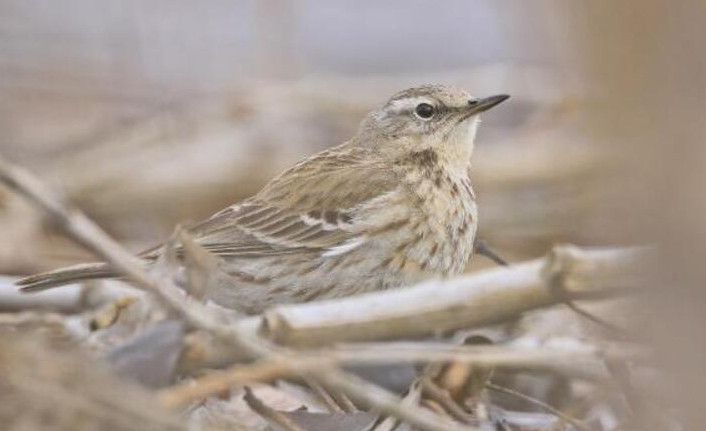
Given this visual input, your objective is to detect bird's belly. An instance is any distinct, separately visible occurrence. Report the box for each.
[209,248,416,313]
[402,187,478,276]
[402,215,476,276]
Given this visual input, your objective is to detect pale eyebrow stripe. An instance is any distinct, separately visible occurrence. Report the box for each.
[387,97,434,114]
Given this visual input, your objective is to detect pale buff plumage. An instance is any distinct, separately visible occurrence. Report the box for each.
[18,85,509,313]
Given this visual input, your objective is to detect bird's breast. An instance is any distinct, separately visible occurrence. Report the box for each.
[395,169,478,276]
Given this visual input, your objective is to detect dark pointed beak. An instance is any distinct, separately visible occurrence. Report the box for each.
[466,94,510,115]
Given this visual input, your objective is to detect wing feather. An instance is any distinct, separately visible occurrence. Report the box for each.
[180,143,397,260]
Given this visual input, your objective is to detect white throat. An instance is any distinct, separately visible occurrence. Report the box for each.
[441,116,480,174]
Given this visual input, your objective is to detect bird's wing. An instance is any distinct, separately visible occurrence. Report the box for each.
[191,202,356,257]
[184,143,396,259]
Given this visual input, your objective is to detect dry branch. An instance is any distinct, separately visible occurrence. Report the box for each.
[245,245,647,347]
[162,341,639,410]
[0,280,84,313]
[0,277,134,313]
[0,155,206,326]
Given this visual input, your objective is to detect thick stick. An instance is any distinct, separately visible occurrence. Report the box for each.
[246,245,646,347]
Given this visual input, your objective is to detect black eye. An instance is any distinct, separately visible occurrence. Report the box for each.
[468,98,480,106]
[415,103,435,119]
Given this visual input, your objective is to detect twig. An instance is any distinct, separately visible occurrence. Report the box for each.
[160,356,331,409]
[325,388,357,413]
[165,353,480,431]
[602,357,659,431]
[420,378,476,424]
[316,369,477,431]
[302,378,347,413]
[0,156,218,333]
[486,382,593,431]
[243,386,310,431]
[164,342,642,409]
[0,278,83,313]
[254,245,647,347]
[370,382,423,431]
[163,355,480,431]
[329,342,625,371]
[474,239,509,266]
[542,246,636,340]
[303,378,357,413]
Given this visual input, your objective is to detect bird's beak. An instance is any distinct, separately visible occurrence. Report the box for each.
[465,94,510,115]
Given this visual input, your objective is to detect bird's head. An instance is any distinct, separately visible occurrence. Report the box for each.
[357,85,509,168]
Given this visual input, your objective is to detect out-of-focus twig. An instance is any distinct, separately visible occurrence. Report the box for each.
[243,386,310,431]
[543,246,636,340]
[161,357,314,408]
[162,352,480,431]
[302,377,348,413]
[0,279,83,313]
[0,155,216,331]
[164,342,638,409]
[487,382,592,431]
[474,239,509,266]
[419,378,476,424]
[254,245,648,347]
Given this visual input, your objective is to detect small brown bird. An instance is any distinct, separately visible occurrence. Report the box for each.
[18,85,509,313]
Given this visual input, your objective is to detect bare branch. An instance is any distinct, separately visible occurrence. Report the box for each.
[0,156,217,331]
[316,369,478,431]
[254,245,649,347]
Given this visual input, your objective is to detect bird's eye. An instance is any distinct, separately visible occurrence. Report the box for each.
[414,103,435,120]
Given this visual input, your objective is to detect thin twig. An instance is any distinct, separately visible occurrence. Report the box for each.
[602,356,660,431]
[316,369,477,431]
[160,357,314,409]
[486,382,593,431]
[243,386,310,431]
[162,354,479,431]
[419,378,475,424]
[542,244,637,341]
[163,341,638,409]
[304,377,357,413]
[474,239,509,266]
[0,156,218,333]
[302,377,346,413]
[326,389,357,413]
[330,343,622,370]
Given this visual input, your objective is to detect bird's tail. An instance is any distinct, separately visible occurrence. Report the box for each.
[16,262,118,293]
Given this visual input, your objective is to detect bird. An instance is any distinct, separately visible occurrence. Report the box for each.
[17,85,509,314]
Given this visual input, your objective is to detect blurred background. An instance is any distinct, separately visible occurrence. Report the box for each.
[1,1,706,428]
[0,0,608,274]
